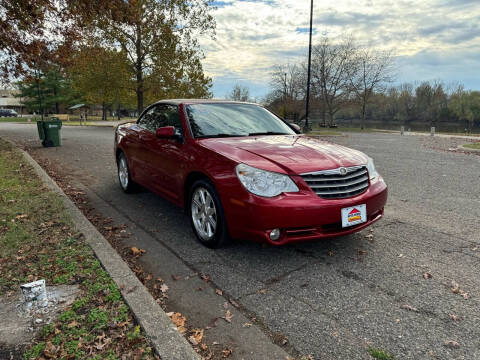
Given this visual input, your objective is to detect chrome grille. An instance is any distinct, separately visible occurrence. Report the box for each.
[300,166,369,199]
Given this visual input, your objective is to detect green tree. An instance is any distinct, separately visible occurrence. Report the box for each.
[69,47,135,120]
[450,89,480,132]
[16,69,79,116]
[88,0,216,113]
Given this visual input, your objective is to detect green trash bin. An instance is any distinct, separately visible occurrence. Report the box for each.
[36,117,62,147]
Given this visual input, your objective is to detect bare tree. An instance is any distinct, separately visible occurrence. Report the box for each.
[349,49,394,129]
[311,36,357,126]
[228,84,250,102]
[270,64,305,118]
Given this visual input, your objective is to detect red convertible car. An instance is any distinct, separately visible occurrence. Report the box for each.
[115,100,387,248]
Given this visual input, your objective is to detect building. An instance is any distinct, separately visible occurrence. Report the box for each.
[0,89,25,114]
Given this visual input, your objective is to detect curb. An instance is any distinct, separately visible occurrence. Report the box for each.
[18,147,200,360]
[458,144,480,152]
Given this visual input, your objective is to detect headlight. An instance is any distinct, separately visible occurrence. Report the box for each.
[235,163,299,197]
[366,158,378,180]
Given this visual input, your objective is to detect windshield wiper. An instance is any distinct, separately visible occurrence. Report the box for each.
[248,131,291,136]
[196,133,247,138]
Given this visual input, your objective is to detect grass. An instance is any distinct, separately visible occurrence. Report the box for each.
[0,139,157,359]
[0,117,30,123]
[368,347,394,360]
[463,142,480,149]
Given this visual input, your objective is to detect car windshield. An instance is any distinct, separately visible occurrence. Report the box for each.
[185,103,295,138]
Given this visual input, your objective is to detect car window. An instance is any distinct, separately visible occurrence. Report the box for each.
[138,105,182,134]
[137,107,157,132]
[185,103,295,138]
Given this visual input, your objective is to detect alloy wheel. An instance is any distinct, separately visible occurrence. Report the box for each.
[191,187,217,241]
[118,156,129,190]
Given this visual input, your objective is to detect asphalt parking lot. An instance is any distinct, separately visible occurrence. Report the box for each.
[1,123,479,359]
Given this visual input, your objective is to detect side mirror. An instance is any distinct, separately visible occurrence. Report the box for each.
[155,126,175,138]
[290,123,301,132]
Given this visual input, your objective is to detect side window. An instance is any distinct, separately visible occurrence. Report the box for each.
[138,104,182,134]
[137,107,157,132]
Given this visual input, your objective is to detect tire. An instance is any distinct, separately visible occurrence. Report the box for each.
[117,152,136,193]
[189,179,230,248]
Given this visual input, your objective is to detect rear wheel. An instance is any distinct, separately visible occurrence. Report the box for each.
[117,152,136,193]
[190,179,230,248]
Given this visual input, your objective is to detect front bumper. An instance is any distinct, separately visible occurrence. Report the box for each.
[224,176,388,245]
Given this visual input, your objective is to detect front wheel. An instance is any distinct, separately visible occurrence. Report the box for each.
[189,179,230,248]
[117,152,136,193]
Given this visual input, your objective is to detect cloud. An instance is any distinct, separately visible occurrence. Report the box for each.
[198,0,480,97]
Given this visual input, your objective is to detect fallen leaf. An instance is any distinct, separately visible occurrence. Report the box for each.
[145,273,153,281]
[222,348,233,358]
[15,214,28,219]
[67,321,79,328]
[160,284,169,293]
[171,274,181,281]
[357,249,367,256]
[449,314,458,321]
[401,304,418,312]
[166,312,175,317]
[44,341,57,358]
[443,340,460,349]
[201,274,210,282]
[131,247,146,256]
[170,312,187,334]
[188,328,204,345]
[258,289,267,295]
[328,250,334,257]
[223,309,233,323]
[200,343,208,351]
[423,272,433,279]
[215,289,223,296]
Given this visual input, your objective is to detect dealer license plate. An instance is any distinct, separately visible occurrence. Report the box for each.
[341,204,367,228]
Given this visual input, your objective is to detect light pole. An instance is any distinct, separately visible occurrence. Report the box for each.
[284,72,287,118]
[305,0,313,132]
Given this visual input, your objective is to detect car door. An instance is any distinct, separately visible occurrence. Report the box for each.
[137,104,186,202]
[123,106,158,185]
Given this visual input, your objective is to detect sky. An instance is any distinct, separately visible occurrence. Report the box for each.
[198,0,480,99]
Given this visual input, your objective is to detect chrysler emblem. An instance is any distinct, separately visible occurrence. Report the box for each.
[339,167,347,175]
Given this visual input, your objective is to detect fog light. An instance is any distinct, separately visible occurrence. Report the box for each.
[269,228,281,241]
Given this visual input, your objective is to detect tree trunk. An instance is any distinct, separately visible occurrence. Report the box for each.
[117,104,121,120]
[361,99,366,130]
[102,102,106,121]
[328,110,334,127]
[136,72,143,115]
[135,23,144,115]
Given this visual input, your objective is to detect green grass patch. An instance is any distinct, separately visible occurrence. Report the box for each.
[0,139,155,359]
[368,347,394,360]
[463,142,480,149]
[0,117,30,123]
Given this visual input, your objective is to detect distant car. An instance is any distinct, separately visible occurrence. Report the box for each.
[0,109,18,117]
[114,100,387,248]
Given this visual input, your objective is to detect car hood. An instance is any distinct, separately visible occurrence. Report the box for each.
[199,135,369,174]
